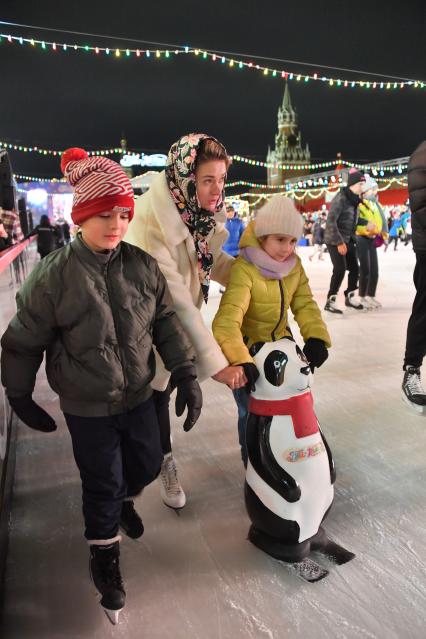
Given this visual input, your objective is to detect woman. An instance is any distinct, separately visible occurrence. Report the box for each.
[356,175,388,309]
[125,133,246,508]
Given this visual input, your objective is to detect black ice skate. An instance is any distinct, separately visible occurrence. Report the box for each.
[402,366,426,415]
[120,500,144,539]
[344,291,364,310]
[90,541,126,624]
[324,295,343,314]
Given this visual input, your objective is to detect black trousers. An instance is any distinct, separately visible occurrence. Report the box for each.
[404,253,426,369]
[65,398,163,541]
[152,383,173,455]
[326,240,359,298]
[356,236,379,297]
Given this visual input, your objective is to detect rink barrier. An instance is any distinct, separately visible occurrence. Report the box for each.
[0,238,36,602]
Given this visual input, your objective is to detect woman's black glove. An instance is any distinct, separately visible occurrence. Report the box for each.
[171,366,203,432]
[303,338,328,373]
[8,395,57,432]
[240,363,260,394]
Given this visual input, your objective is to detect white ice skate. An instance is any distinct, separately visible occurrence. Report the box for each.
[159,453,186,509]
[365,296,382,309]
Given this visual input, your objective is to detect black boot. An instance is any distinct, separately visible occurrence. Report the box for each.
[120,500,144,539]
[90,541,125,623]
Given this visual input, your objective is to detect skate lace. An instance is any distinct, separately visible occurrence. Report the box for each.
[407,371,425,395]
[161,458,182,495]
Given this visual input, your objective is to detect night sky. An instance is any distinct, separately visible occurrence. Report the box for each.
[1,0,425,185]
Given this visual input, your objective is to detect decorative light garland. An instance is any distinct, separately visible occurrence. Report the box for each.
[232,154,408,173]
[229,176,407,204]
[1,31,424,91]
[0,140,123,157]
[227,174,407,190]
[1,139,409,176]
[15,173,67,183]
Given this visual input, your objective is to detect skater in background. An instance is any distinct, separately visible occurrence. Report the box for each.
[0,221,12,251]
[402,141,426,413]
[323,169,366,314]
[385,211,402,251]
[125,133,246,508]
[404,215,412,246]
[28,214,59,258]
[355,175,388,309]
[309,211,327,261]
[212,195,331,466]
[0,206,24,244]
[1,149,202,623]
[219,203,245,292]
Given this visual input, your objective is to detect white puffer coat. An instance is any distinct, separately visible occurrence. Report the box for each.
[125,171,233,389]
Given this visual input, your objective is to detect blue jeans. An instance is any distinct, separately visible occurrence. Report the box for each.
[232,388,249,467]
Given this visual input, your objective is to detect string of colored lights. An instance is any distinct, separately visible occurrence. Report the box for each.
[0,140,123,157]
[228,177,407,206]
[1,139,409,175]
[232,155,408,173]
[227,175,407,189]
[1,31,424,90]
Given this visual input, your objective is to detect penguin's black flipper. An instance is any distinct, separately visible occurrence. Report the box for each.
[318,540,355,565]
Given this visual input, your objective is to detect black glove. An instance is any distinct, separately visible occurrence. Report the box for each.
[240,363,260,394]
[8,395,57,432]
[171,367,203,432]
[303,338,328,373]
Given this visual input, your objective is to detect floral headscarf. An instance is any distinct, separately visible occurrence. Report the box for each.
[165,133,227,303]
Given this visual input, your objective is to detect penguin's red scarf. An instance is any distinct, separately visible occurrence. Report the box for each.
[248,391,318,439]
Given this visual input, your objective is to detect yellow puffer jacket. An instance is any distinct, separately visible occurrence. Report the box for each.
[212,221,331,365]
[356,199,384,237]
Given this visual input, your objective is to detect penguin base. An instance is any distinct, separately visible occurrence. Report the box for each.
[248,524,324,562]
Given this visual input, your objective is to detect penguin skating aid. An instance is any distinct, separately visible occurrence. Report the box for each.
[244,338,355,582]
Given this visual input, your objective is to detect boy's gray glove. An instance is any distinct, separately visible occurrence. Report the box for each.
[171,366,203,432]
[8,395,57,432]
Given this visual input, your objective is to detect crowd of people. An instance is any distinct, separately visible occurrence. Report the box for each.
[0,135,424,623]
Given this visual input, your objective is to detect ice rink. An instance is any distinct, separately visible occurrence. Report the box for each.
[1,244,425,639]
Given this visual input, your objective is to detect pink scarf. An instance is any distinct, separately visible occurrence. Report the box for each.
[240,246,297,279]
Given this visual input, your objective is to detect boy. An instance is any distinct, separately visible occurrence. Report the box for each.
[1,148,202,623]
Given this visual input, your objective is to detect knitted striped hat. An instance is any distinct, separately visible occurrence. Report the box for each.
[61,148,134,225]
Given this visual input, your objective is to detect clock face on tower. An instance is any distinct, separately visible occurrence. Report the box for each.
[287,133,298,148]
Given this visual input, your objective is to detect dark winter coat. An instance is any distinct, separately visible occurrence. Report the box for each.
[324,188,360,246]
[312,220,325,245]
[30,222,59,256]
[408,141,426,253]
[222,216,245,257]
[1,236,195,417]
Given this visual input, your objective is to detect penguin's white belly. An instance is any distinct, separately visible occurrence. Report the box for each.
[246,415,334,542]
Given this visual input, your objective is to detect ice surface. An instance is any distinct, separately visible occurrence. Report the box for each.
[1,245,425,639]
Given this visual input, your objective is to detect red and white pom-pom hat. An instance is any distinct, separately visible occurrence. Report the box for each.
[61,147,134,225]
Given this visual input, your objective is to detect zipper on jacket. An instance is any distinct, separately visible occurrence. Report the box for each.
[271,280,285,342]
[104,261,128,412]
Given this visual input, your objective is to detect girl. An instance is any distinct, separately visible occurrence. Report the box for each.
[212,195,331,466]
[356,176,388,309]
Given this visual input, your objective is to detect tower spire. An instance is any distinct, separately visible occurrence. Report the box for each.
[282,82,293,112]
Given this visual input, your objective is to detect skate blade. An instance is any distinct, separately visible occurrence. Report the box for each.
[318,542,356,565]
[103,607,123,625]
[401,392,426,415]
[289,558,329,583]
[163,502,185,514]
